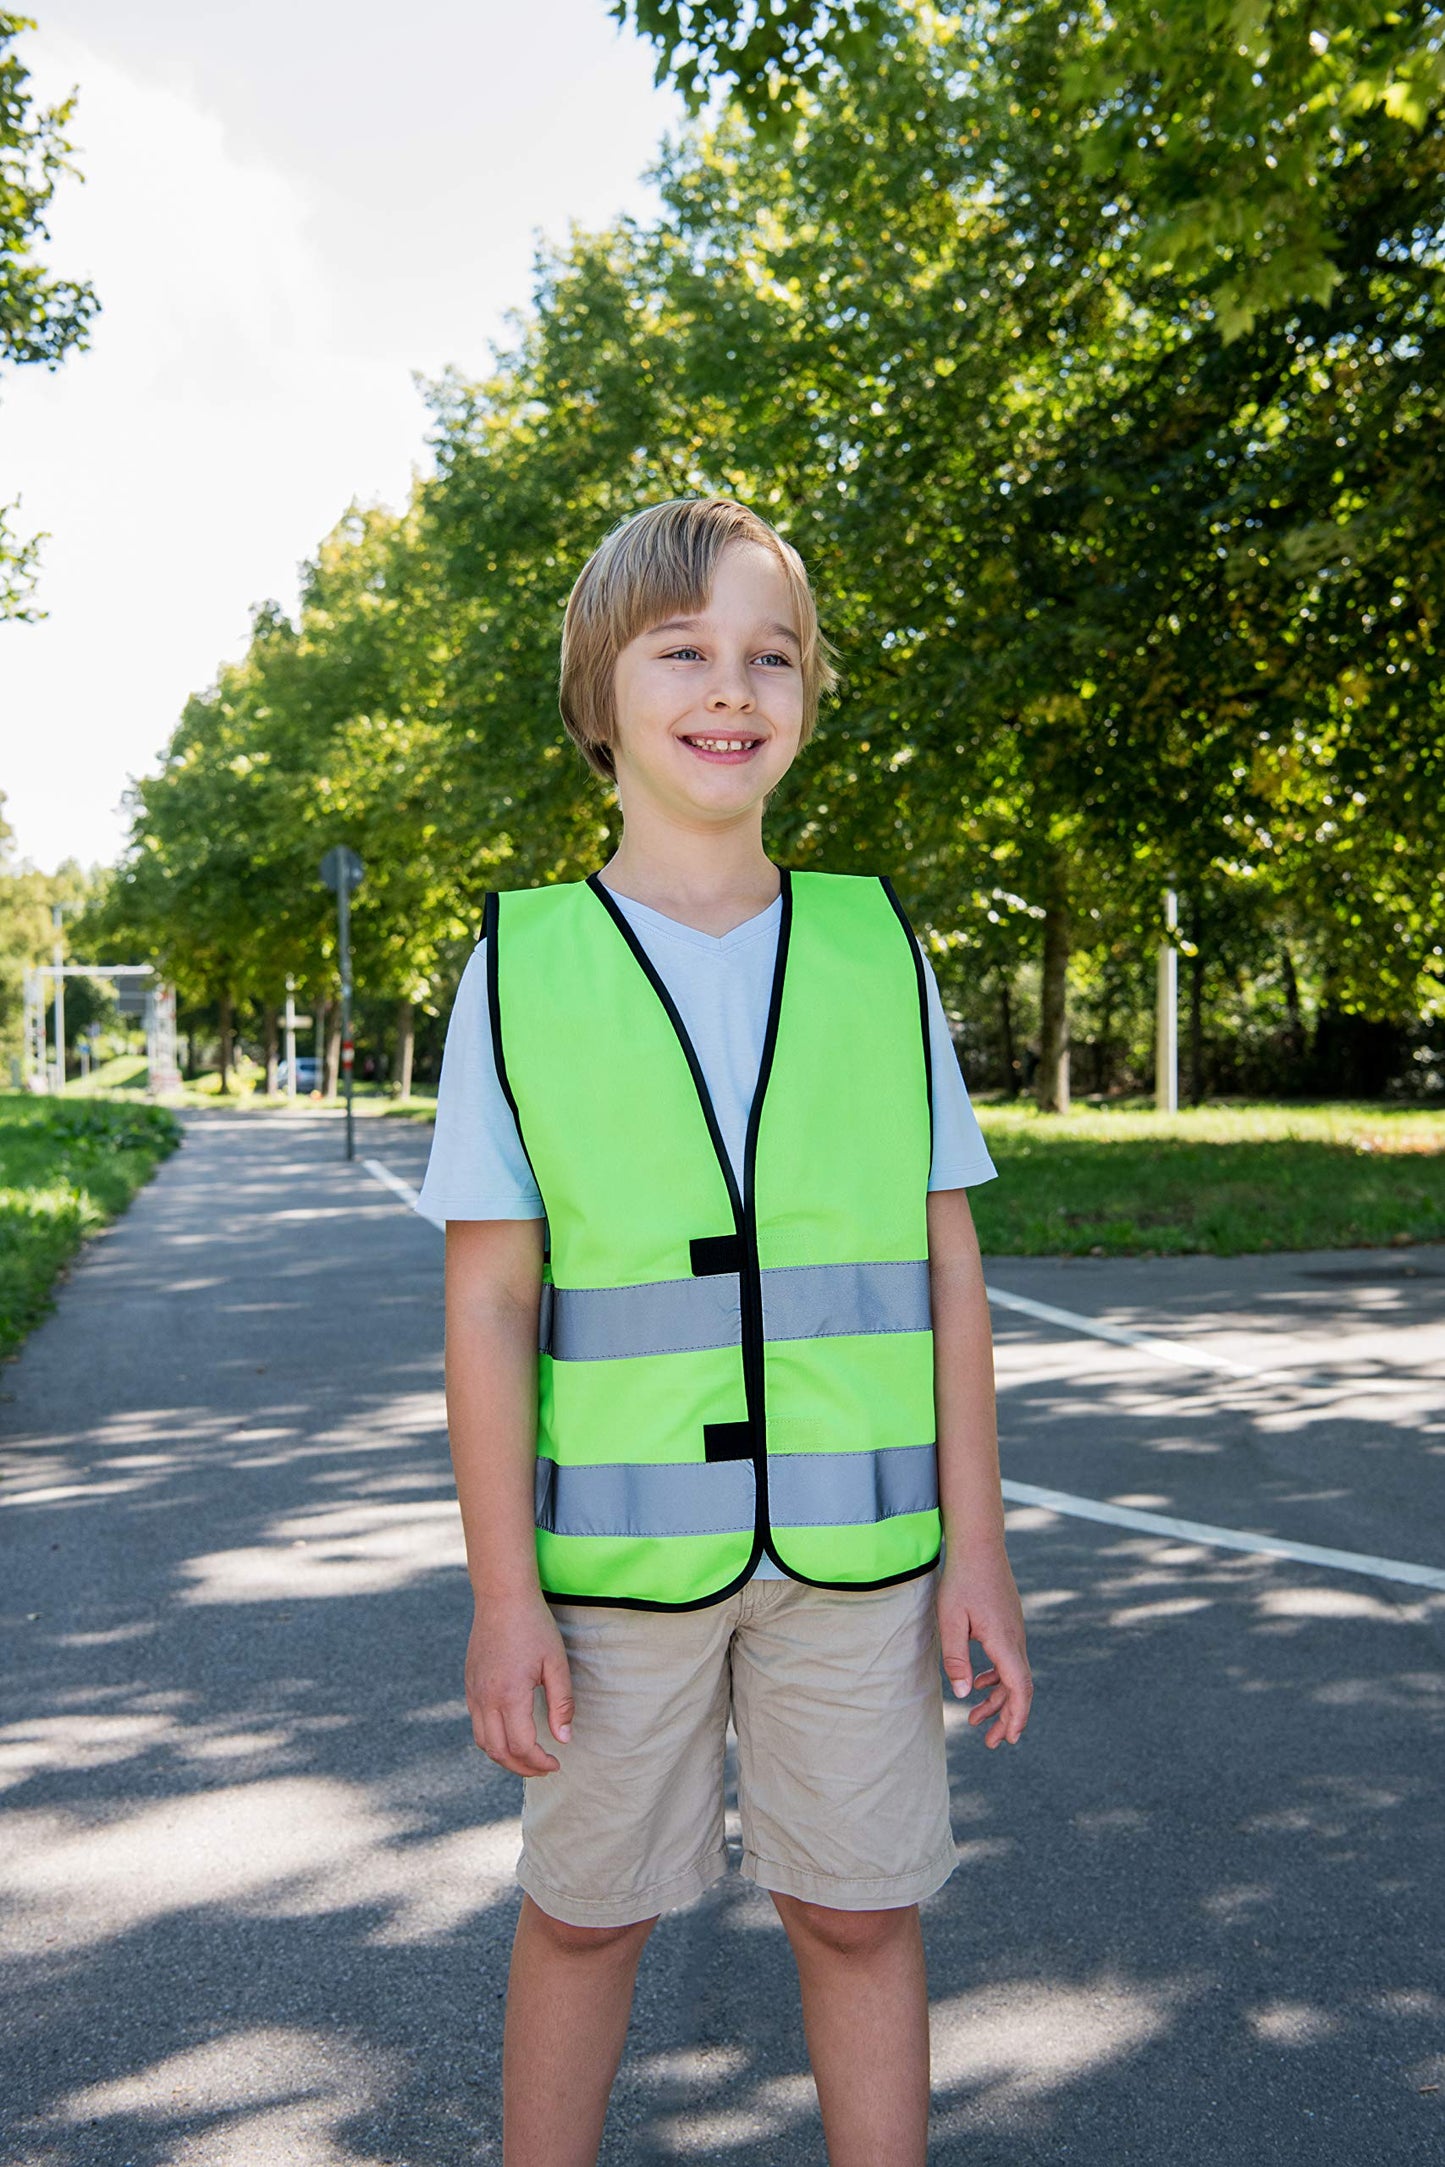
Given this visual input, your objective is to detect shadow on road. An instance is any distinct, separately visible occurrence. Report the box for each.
[1,1115,1441,2163]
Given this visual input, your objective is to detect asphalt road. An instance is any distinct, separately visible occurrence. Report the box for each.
[1,1109,1442,2165]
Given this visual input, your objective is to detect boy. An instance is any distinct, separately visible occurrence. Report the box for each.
[417,495,1032,2166]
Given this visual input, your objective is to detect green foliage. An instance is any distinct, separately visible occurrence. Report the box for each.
[97,0,1445,1106]
[0,1094,179,1357]
[617,0,895,117]
[624,4,1445,1030]
[89,502,487,1042]
[0,11,99,615]
[617,1,1445,332]
[0,795,100,1066]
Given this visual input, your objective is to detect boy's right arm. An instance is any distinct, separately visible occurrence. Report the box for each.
[444,1217,574,1777]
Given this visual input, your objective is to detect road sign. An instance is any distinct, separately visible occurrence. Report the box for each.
[320,845,364,896]
[319,847,364,1160]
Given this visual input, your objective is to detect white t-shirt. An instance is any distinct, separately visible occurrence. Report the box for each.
[415,886,997,1581]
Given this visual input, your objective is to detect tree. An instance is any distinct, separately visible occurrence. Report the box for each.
[0,792,100,1072]
[100,2,1445,1104]
[1,12,99,614]
[618,0,1445,333]
[92,500,494,1093]
[617,0,1445,1087]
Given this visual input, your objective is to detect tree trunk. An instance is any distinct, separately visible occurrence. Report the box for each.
[1036,877,1071,1114]
[1281,944,1305,1074]
[218,991,233,1097]
[1097,979,1115,1099]
[324,1001,342,1101]
[185,1029,197,1081]
[997,973,1018,1098]
[396,998,415,1101]
[264,1005,279,1097]
[1188,903,1205,1107]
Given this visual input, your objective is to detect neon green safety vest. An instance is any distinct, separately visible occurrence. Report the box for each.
[483,867,941,1610]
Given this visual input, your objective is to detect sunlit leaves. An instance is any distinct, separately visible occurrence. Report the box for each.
[0,12,100,614]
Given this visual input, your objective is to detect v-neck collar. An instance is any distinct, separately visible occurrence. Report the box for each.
[583,868,794,1226]
[589,877,784,956]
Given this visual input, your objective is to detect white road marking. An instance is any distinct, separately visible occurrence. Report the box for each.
[363,1159,422,1208]
[1001,1480,1445,1592]
[363,1156,1442,1593]
[986,1285,1277,1379]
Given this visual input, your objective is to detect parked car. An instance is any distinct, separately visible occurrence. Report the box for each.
[276,1056,321,1092]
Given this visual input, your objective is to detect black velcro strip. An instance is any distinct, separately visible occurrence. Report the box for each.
[704,1421,754,1463]
[691,1233,744,1277]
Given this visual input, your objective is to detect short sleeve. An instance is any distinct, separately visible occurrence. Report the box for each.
[413,942,546,1227]
[916,941,998,1191]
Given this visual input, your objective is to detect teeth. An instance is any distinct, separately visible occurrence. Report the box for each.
[687,737,754,752]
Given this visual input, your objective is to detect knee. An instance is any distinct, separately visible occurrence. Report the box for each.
[775,1895,917,1962]
[522,1899,657,1962]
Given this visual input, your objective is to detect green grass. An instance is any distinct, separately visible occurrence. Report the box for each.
[969,1099,1445,1256]
[0,1094,182,1359]
[68,1053,150,1095]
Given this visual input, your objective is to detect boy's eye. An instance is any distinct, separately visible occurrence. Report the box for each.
[755,651,793,668]
[662,645,704,661]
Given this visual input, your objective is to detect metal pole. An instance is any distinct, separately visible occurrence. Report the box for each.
[1156,886,1179,1114]
[338,881,355,1161]
[51,905,66,1094]
[23,969,44,1091]
[319,846,363,1161]
[284,976,297,1102]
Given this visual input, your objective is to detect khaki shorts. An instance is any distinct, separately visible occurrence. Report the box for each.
[517,1567,956,1929]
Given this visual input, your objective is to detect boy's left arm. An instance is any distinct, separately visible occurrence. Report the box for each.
[928,1186,1033,1748]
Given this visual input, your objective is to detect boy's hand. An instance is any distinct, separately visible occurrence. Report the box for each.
[937,1545,1033,1749]
[466,1592,575,1777]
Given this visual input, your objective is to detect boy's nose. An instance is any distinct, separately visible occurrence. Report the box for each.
[705,668,754,711]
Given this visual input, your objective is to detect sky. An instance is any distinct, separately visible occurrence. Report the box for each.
[0,0,685,873]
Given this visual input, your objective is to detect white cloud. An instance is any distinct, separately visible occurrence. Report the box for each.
[0,11,681,871]
[0,36,424,870]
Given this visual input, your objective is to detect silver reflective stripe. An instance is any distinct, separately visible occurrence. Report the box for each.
[769,1441,938,1527]
[543,1272,741,1360]
[541,1258,928,1360]
[535,1455,755,1539]
[534,1443,937,1540]
[760,1259,931,1342]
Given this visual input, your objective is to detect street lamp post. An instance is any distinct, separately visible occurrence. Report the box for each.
[1156,885,1179,1115]
[51,904,66,1094]
[319,847,364,1161]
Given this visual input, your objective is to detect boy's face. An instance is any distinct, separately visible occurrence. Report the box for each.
[610,542,806,823]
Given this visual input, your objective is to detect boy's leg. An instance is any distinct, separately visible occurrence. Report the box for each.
[504,1595,738,2164]
[729,1571,955,2164]
[772,1894,929,2167]
[502,1895,657,2167]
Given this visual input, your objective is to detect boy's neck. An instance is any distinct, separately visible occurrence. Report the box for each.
[596,828,782,937]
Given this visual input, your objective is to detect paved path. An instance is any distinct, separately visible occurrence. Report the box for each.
[2,1112,1442,2165]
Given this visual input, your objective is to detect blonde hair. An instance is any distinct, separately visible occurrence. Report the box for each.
[559,496,838,781]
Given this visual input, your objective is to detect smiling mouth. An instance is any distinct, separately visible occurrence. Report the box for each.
[679,733,764,761]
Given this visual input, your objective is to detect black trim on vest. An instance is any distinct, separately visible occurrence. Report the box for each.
[483,890,550,1264]
[583,874,750,1228]
[743,874,791,1577]
[704,1420,754,1463]
[547,1551,940,1613]
[691,1232,743,1276]
[554,867,941,1612]
[747,879,941,1594]
[879,873,934,1170]
[583,867,790,1598]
